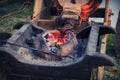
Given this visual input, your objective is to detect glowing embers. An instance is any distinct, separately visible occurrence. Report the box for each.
[43,30,73,54]
[44,30,71,45]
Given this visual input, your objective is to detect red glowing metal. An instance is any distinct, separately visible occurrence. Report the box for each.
[46,31,70,45]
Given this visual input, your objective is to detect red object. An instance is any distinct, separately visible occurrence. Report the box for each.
[81,0,101,19]
[46,31,70,45]
[54,0,102,20]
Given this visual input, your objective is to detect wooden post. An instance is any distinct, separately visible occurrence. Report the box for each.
[97,0,112,80]
[32,0,43,24]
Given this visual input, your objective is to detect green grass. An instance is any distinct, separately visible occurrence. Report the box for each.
[0,0,33,33]
[103,34,120,80]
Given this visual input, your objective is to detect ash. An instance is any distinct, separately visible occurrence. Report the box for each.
[17,47,75,63]
[17,30,86,62]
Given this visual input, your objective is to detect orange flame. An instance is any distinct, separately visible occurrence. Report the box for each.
[46,31,70,45]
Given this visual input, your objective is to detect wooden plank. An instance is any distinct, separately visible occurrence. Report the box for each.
[37,19,55,29]
[97,0,110,80]
[32,0,43,24]
[97,34,108,80]
[57,0,89,6]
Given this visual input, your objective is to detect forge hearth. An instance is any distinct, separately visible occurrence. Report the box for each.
[0,23,115,80]
[26,29,80,61]
[43,30,78,55]
[0,0,116,79]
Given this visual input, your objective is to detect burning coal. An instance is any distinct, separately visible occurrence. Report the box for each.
[43,30,71,46]
[28,29,79,61]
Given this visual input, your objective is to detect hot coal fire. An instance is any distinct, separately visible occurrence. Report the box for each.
[42,30,78,57]
[29,29,79,60]
[44,30,71,45]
